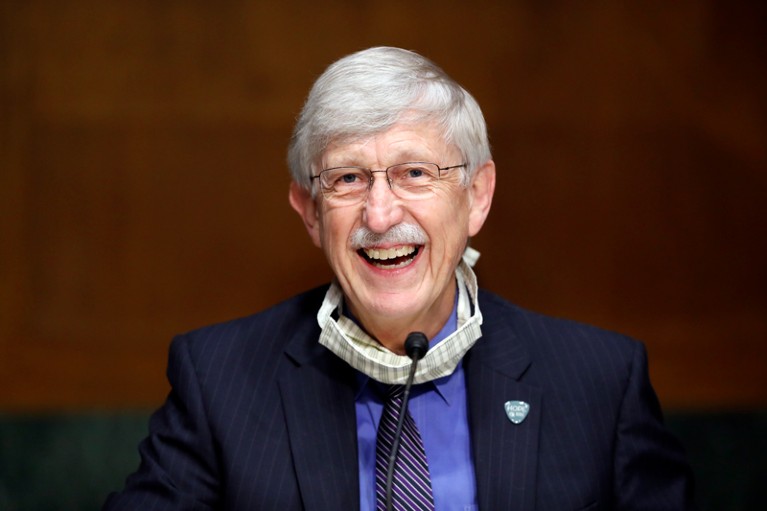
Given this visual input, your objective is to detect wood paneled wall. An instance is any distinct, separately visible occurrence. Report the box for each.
[2,1,765,410]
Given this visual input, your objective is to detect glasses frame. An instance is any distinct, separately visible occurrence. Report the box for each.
[310,161,467,203]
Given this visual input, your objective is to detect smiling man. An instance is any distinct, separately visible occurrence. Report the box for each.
[290,120,493,354]
[105,47,695,511]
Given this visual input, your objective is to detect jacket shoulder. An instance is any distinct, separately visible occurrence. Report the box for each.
[478,288,640,352]
[169,285,328,369]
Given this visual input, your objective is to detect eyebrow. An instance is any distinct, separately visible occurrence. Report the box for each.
[324,155,437,169]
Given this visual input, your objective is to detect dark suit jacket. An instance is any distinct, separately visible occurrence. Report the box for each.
[104,286,695,510]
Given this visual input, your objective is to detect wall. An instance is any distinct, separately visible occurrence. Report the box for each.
[2,0,765,412]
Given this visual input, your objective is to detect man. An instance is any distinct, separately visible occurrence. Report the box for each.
[105,47,695,510]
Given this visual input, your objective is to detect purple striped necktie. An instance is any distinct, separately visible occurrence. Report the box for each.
[375,385,435,511]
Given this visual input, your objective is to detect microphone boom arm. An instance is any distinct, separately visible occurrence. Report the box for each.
[384,332,429,511]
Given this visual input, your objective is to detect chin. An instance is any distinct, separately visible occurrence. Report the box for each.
[369,293,430,320]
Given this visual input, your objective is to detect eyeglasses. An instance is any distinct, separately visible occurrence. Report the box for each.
[311,161,466,204]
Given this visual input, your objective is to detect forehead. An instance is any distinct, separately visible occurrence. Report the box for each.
[321,122,454,167]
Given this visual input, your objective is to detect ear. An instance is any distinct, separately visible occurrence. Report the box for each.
[289,181,322,248]
[467,160,496,237]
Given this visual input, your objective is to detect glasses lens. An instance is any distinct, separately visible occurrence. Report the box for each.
[320,167,370,202]
[388,162,441,199]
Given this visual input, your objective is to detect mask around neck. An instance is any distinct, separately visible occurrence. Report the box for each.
[316,248,483,384]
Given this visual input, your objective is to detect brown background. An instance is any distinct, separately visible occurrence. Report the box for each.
[1,0,765,412]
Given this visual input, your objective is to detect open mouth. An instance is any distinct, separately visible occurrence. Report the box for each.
[358,245,421,269]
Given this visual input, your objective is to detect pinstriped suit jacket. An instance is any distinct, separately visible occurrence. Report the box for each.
[104,286,695,510]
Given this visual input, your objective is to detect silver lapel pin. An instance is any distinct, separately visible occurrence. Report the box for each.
[504,400,530,424]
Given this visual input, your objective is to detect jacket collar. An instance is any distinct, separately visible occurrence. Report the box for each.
[279,301,361,511]
[464,292,541,511]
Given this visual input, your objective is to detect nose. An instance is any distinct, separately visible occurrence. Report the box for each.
[362,172,404,233]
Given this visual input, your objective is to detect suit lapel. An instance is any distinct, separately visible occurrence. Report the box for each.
[279,330,360,511]
[465,304,542,511]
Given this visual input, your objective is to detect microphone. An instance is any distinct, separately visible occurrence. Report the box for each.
[385,331,430,511]
[405,332,429,361]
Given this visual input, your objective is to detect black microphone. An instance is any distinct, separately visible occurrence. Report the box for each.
[385,331,430,511]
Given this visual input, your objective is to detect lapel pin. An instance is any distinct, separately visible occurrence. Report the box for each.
[504,400,530,424]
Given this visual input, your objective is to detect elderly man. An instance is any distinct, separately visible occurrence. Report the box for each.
[105,47,694,510]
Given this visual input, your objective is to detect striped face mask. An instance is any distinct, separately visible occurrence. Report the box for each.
[316,247,484,385]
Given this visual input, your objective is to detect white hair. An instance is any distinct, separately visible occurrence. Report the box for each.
[288,47,492,192]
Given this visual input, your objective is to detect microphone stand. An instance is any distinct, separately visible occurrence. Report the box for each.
[385,331,429,511]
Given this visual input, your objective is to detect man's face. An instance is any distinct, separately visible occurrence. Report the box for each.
[290,122,495,343]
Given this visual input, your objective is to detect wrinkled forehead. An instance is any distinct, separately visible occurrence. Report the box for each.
[318,119,457,169]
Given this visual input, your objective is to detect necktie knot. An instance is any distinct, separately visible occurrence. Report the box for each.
[386,384,405,401]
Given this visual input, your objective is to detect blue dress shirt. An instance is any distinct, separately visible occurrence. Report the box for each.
[354,301,478,511]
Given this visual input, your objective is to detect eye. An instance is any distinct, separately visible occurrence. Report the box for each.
[340,173,359,184]
[399,165,434,179]
[326,168,368,189]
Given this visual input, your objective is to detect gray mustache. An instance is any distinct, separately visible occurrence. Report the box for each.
[350,223,429,249]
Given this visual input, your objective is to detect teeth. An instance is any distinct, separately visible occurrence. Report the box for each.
[363,245,416,260]
[370,258,413,270]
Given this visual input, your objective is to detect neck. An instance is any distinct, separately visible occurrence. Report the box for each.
[347,287,456,356]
